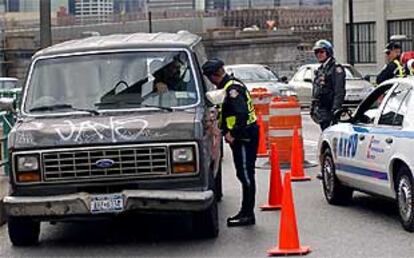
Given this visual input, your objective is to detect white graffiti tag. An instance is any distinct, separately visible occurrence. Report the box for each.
[52,117,149,143]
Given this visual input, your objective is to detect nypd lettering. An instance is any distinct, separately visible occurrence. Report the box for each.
[335,134,358,158]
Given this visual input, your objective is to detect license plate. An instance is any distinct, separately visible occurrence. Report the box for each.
[90,194,124,214]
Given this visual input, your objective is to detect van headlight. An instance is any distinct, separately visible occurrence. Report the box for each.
[171,146,196,174]
[17,155,39,171]
[15,155,41,183]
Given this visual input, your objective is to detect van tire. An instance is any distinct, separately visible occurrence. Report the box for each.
[192,199,219,238]
[215,162,223,202]
[8,217,40,246]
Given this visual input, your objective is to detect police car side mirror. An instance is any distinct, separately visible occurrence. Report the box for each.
[363,75,370,82]
[206,89,226,105]
[333,107,353,123]
[281,76,288,83]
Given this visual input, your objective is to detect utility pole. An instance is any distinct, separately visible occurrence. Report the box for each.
[0,0,7,76]
[348,0,355,65]
[40,0,52,49]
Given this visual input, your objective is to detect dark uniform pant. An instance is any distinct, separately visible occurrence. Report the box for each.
[229,124,259,216]
[317,108,333,131]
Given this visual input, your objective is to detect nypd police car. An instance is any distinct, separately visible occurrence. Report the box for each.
[318,77,414,232]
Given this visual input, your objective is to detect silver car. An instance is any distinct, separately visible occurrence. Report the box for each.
[289,64,374,107]
[224,64,297,97]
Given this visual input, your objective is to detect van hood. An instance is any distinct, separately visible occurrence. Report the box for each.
[9,111,199,149]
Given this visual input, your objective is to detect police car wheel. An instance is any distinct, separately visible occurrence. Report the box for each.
[396,167,414,232]
[321,148,353,205]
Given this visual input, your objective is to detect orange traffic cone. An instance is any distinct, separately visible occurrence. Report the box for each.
[260,143,283,211]
[257,112,268,157]
[267,172,311,256]
[289,126,311,181]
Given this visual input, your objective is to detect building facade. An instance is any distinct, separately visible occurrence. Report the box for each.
[206,0,331,10]
[3,0,68,12]
[68,0,114,24]
[333,0,414,75]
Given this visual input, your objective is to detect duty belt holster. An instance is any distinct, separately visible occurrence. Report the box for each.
[310,100,322,124]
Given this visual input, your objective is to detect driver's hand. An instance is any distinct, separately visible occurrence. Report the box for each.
[155,82,168,94]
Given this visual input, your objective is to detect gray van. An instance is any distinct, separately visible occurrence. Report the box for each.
[0,31,223,245]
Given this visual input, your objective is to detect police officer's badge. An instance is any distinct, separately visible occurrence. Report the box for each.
[229,89,239,98]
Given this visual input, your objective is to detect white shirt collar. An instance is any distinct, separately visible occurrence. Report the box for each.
[321,57,332,68]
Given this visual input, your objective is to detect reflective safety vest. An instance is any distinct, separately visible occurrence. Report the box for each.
[393,59,406,78]
[219,80,256,131]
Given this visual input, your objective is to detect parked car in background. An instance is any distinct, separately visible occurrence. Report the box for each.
[224,64,297,97]
[0,77,20,98]
[289,64,374,107]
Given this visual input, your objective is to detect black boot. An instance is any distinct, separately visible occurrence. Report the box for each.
[226,211,244,223]
[227,213,255,227]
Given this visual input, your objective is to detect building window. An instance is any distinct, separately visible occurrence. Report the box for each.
[346,22,376,64]
[388,20,414,51]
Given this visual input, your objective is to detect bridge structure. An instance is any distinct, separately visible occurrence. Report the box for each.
[0,7,332,79]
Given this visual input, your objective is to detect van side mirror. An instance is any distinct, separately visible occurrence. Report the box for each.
[206,89,226,105]
[363,75,370,82]
[281,76,288,83]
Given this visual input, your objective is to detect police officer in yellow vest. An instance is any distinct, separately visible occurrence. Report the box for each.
[376,42,406,85]
[202,59,259,227]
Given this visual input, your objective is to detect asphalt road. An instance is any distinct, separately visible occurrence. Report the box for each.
[1,113,413,257]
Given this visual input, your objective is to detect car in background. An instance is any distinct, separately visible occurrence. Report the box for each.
[289,64,374,107]
[318,77,414,232]
[224,64,297,97]
[0,77,20,98]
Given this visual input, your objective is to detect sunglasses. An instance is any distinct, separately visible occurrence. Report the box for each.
[314,49,326,54]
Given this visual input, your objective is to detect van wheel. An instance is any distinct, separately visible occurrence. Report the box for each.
[192,199,219,238]
[321,148,353,205]
[8,217,40,246]
[396,167,414,232]
[215,162,223,202]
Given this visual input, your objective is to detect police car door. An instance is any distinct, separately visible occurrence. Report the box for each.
[336,84,394,191]
[366,82,412,197]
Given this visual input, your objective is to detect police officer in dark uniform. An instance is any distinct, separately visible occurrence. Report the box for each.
[311,39,346,131]
[202,59,259,227]
[376,42,405,85]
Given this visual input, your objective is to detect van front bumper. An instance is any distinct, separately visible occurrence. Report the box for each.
[4,189,214,217]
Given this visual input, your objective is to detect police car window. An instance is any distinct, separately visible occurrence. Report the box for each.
[379,84,412,126]
[353,84,393,124]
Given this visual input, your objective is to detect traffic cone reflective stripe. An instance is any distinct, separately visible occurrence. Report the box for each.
[260,143,283,210]
[257,113,268,157]
[289,126,311,181]
[267,172,311,256]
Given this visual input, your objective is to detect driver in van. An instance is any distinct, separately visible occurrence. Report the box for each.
[152,58,187,94]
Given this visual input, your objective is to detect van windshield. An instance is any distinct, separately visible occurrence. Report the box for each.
[24,51,198,114]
